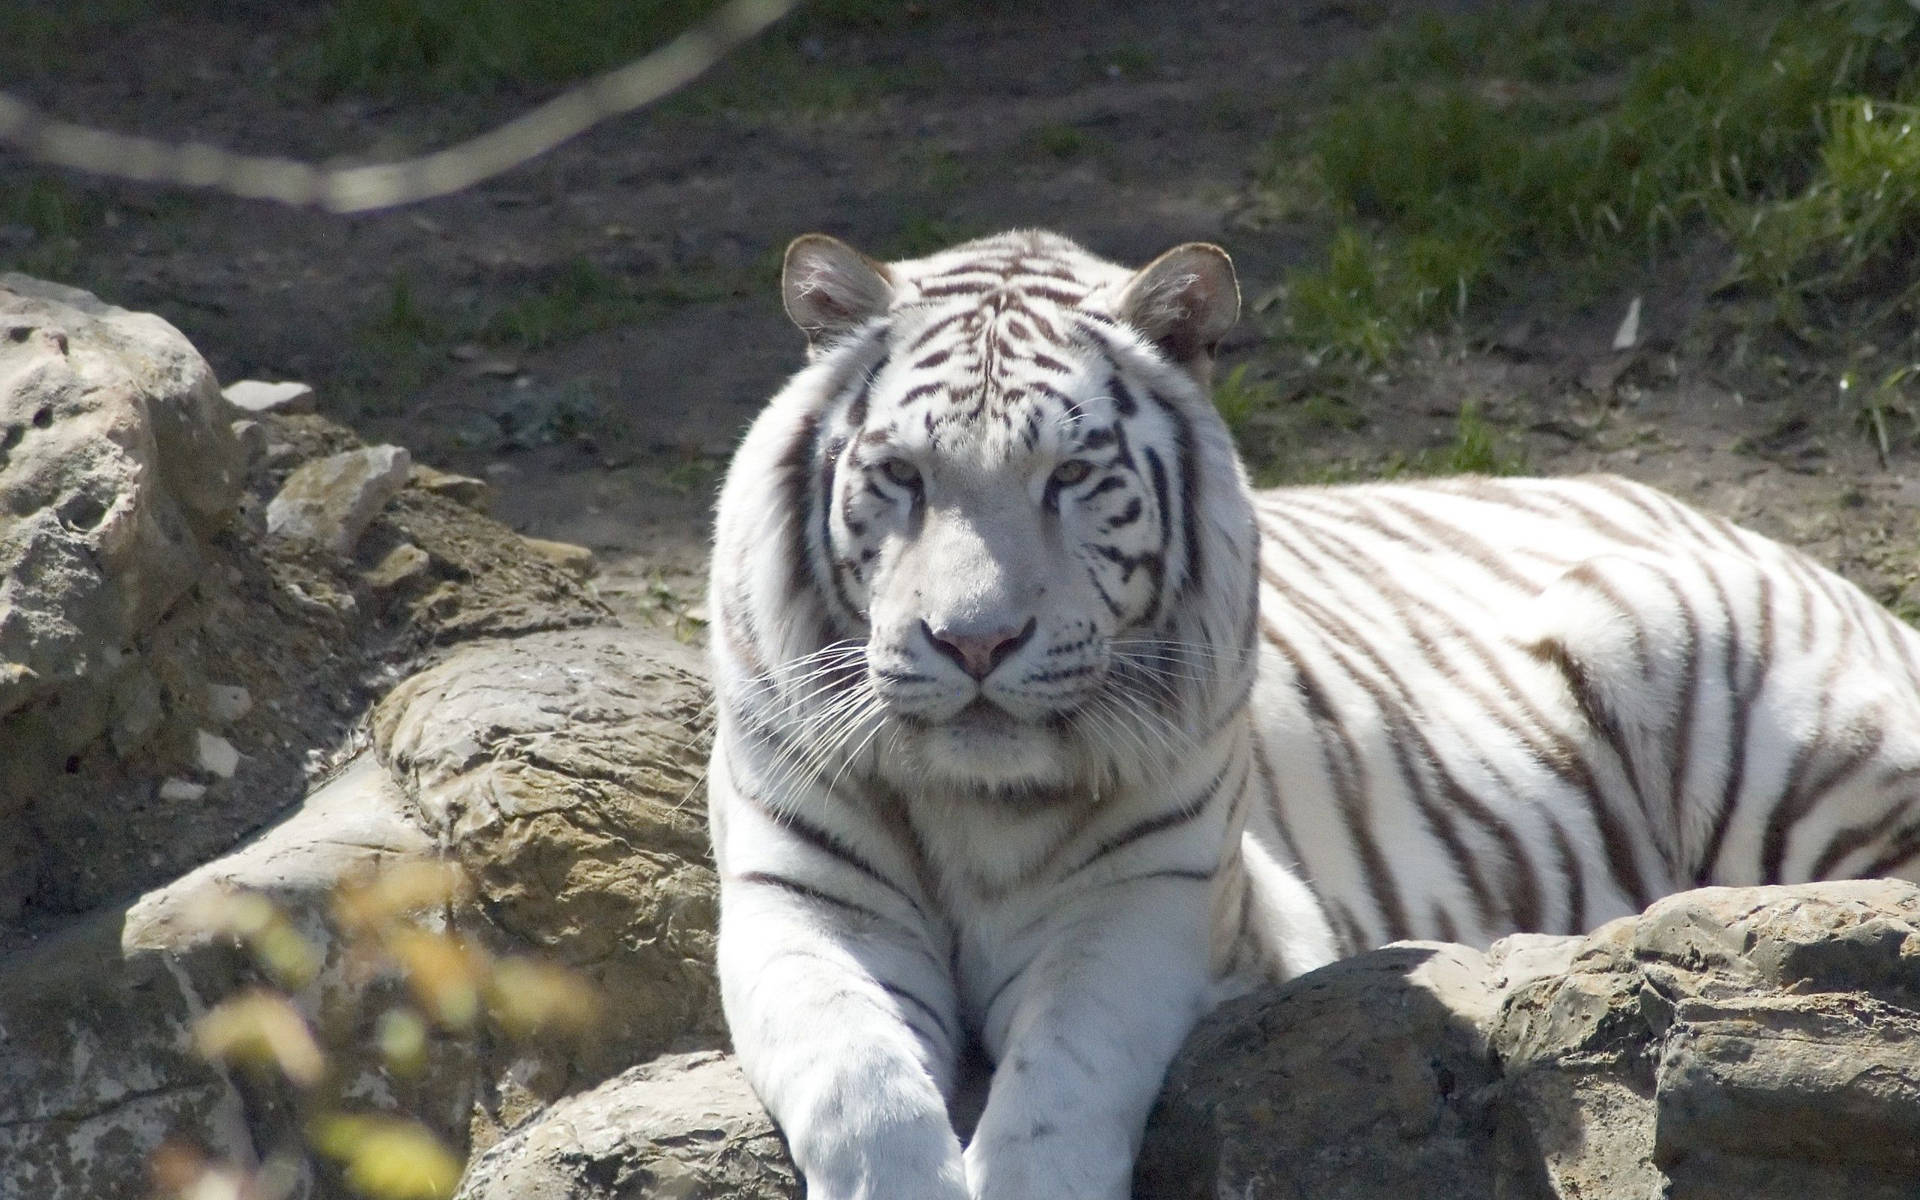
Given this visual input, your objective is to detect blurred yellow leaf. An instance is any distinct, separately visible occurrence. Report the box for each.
[332,861,472,936]
[486,957,602,1040]
[193,991,326,1088]
[308,1113,461,1200]
[150,1141,251,1200]
[383,929,489,1031]
[183,889,321,991]
[375,1007,430,1076]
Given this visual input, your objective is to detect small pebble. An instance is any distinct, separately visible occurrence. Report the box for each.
[196,730,240,779]
[222,379,316,414]
[207,683,253,723]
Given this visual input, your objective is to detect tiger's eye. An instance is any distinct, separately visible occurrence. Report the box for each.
[1050,459,1094,487]
[879,457,921,488]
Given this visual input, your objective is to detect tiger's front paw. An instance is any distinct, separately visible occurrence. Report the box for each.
[790,1106,969,1200]
[962,1120,1134,1200]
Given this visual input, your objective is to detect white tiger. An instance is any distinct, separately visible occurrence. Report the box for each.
[705,228,1920,1200]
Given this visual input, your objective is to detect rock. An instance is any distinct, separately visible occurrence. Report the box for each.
[158,778,207,803]
[0,906,248,1200]
[452,1052,798,1200]
[195,730,240,779]
[1137,944,1509,1200]
[230,418,268,466]
[221,379,316,415]
[519,535,596,581]
[0,274,242,727]
[364,542,432,592]
[410,464,491,511]
[108,663,165,755]
[1501,881,1920,1200]
[206,683,252,723]
[1137,881,1920,1200]
[266,444,411,555]
[354,486,610,644]
[372,626,720,1097]
[0,756,443,1200]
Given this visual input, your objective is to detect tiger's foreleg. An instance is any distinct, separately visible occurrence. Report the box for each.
[962,875,1215,1200]
[712,777,969,1200]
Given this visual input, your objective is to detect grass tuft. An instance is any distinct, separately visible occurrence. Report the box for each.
[1416,400,1527,477]
[0,177,106,283]
[1267,0,1920,368]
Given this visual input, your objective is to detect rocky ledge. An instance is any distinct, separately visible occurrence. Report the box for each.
[3,277,1917,1200]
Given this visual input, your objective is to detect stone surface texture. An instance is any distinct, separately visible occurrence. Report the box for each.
[0,277,623,1198]
[452,1052,799,1200]
[266,443,412,554]
[0,277,607,935]
[372,626,722,1100]
[0,272,240,743]
[0,757,441,1200]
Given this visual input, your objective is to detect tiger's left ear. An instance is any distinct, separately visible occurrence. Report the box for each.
[1118,243,1240,374]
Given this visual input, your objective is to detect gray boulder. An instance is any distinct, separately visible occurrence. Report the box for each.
[0,273,241,726]
[0,274,608,931]
[453,1051,798,1200]
[1135,943,1508,1198]
[1502,881,1920,1200]
[1137,879,1920,1200]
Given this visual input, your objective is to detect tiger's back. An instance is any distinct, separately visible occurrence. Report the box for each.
[1248,473,1920,955]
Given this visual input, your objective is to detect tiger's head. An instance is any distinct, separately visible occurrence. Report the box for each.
[713,230,1259,801]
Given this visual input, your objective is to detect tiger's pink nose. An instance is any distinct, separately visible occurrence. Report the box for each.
[922,618,1036,680]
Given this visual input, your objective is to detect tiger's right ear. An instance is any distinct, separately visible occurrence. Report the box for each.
[782,234,894,350]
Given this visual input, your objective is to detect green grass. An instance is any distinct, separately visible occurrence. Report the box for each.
[0,178,109,284]
[1211,362,1374,482]
[1031,124,1092,160]
[0,0,154,81]
[341,271,450,416]
[340,252,772,426]
[1404,400,1527,477]
[1281,227,1482,364]
[305,0,725,97]
[471,258,748,351]
[300,0,942,102]
[881,215,985,260]
[1264,0,1920,367]
[1210,363,1279,445]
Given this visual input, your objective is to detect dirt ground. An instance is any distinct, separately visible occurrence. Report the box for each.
[8,0,1918,629]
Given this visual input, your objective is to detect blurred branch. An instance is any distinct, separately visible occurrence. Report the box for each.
[0,0,797,214]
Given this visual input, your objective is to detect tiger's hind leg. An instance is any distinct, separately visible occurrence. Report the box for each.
[1526,548,1920,895]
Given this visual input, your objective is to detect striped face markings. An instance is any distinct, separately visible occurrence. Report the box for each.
[763,229,1246,790]
[810,266,1186,778]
